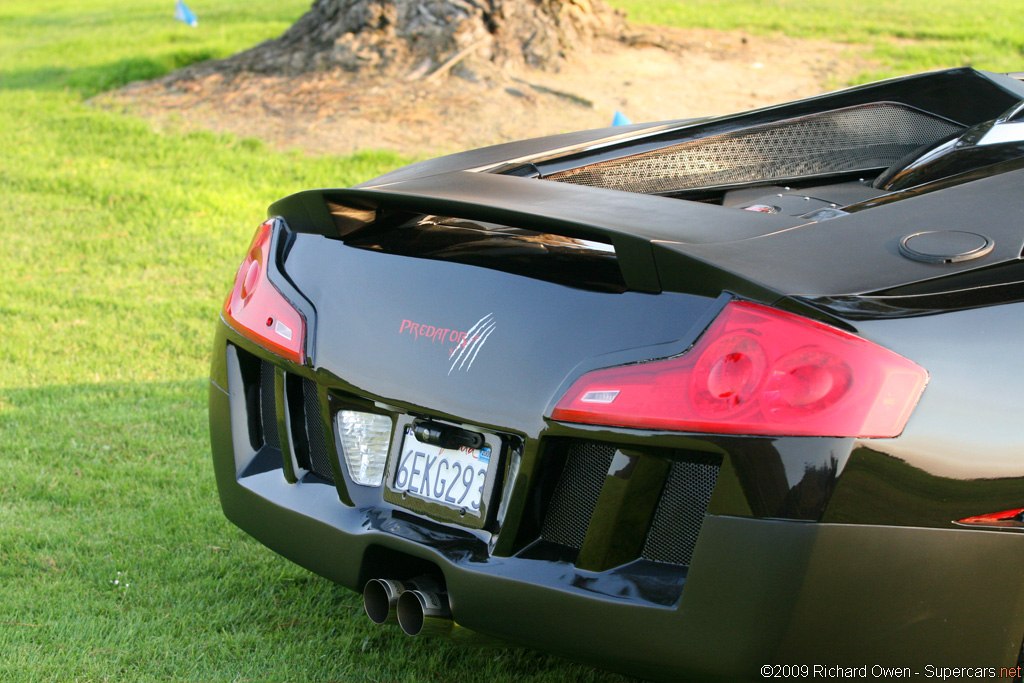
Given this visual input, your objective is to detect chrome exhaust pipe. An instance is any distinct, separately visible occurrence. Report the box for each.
[365,577,503,645]
[362,578,406,625]
[363,576,443,626]
[397,589,454,637]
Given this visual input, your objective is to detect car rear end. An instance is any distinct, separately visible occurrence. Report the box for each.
[210,69,1024,680]
[209,206,737,678]
[208,191,1024,682]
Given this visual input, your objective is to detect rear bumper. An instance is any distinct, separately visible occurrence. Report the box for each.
[211,369,1024,682]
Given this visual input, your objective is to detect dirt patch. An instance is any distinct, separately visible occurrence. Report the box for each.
[100,28,871,158]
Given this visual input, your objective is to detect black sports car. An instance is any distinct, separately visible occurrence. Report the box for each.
[209,67,1024,681]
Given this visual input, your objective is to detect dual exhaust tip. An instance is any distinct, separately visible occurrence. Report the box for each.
[363,577,454,638]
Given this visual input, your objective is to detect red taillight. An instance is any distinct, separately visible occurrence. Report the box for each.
[223,220,306,364]
[552,301,927,438]
[957,509,1024,526]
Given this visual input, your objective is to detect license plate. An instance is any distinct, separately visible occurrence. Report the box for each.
[393,427,491,514]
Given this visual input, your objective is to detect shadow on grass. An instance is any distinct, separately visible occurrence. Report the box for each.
[0,380,638,683]
[0,50,217,97]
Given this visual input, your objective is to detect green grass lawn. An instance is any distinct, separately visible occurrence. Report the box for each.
[614,0,1024,80]
[1,1,1022,680]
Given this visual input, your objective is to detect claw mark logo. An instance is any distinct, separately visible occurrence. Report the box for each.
[448,313,496,375]
[397,313,496,374]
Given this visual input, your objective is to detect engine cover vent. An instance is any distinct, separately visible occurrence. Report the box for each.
[546,104,962,194]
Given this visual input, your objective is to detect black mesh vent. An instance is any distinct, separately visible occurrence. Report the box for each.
[641,460,720,565]
[540,442,615,549]
[259,360,280,449]
[302,379,334,483]
[547,104,963,194]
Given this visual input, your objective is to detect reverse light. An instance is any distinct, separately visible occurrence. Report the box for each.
[223,220,306,364]
[552,301,928,438]
[337,411,393,486]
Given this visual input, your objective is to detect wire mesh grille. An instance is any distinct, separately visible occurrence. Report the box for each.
[540,442,615,549]
[546,104,963,194]
[302,378,334,483]
[641,460,720,565]
[259,359,280,450]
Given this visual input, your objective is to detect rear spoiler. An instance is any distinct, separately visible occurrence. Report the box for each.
[268,171,804,294]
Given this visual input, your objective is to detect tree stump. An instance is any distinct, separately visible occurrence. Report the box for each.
[192,0,626,80]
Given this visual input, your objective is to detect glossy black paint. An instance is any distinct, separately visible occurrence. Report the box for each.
[210,68,1024,681]
[877,103,1024,191]
[345,217,628,292]
[517,67,1024,179]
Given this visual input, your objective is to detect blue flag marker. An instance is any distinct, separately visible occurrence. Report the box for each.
[612,110,633,127]
[174,0,198,27]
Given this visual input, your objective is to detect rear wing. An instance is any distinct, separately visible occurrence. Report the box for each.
[268,171,804,294]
